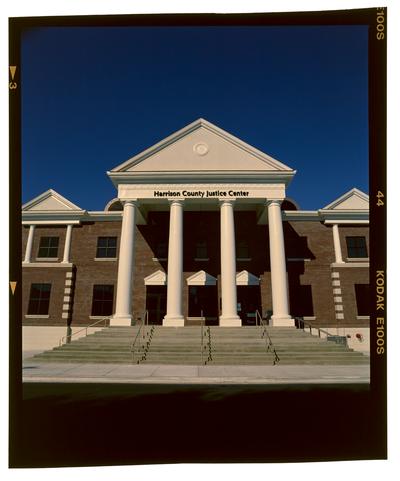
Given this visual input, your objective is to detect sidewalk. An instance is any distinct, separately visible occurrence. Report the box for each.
[22,360,370,384]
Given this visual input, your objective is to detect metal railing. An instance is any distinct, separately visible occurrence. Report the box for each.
[255,310,280,365]
[295,317,334,339]
[58,316,110,346]
[202,325,213,365]
[131,310,151,363]
[200,319,204,364]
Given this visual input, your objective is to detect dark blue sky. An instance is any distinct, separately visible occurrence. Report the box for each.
[21,25,368,210]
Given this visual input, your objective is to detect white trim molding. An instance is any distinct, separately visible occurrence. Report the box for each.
[236,270,260,286]
[144,270,167,286]
[187,270,217,286]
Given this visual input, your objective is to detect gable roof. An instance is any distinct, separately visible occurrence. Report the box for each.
[236,270,260,286]
[108,119,296,186]
[322,188,369,210]
[144,270,167,285]
[22,189,83,212]
[186,270,217,286]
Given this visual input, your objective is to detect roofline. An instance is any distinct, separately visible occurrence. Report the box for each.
[322,187,369,210]
[109,118,295,173]
[22,188,83,212]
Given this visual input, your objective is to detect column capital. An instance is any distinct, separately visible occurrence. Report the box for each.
[168,198,185,206]
[265,199,283,207]
[219,198,235,207]
[122,199,139,207]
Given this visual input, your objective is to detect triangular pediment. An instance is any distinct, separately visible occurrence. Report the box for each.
[322,188,369,210]
[186,270,217,286]
[22,189,83,212]
[236,270,260,286]
[111,119,294,174]
[144,270,167,285]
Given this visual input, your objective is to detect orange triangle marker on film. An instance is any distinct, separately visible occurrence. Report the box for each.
[10,281,17,295]
[10,66,16,80]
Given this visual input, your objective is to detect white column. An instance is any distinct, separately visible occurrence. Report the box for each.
[24,225,35,263]
[62,224,73,264]
[219,199,241,326]
[163,199,185,326]
[267,200,294,327]
[332,224,344,264]
[111,200,137,326]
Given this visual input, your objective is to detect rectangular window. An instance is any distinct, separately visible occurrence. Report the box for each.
[355,284,370,316]
[91,285,114,316]
[237,240,250,259]
[195,241,208,259]
[155,241,168,259]
[37,237,59,258]
[346,236,368,258]
[96,237,117,258]
[28,283,51,315]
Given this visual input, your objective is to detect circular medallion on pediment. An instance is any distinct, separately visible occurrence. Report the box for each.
[193,142,209,156]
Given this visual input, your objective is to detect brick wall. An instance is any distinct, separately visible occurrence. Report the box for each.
[21,213,370,328]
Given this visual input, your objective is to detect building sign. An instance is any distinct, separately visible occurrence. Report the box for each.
[153,189,250,198]
[118,184,287,200]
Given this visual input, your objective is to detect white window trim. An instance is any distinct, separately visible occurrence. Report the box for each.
[23,262,73,268]
[331,262,369,268]
[35,257,59,262]
[25,314,50,319]
[94,257,118,261]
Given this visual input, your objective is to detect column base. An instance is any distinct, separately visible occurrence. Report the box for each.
[110,315,133,327]
[163,316,185,327]
[270,315,295,327]
[219,316,242,327]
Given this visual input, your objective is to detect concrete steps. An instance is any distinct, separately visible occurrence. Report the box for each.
[29,325,369,366]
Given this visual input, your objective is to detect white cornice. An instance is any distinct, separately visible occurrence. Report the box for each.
[86,212,123,221]
[108,170,296,187]
[22,219,82,225]
[320,209,369,223]
[282,211,320,221]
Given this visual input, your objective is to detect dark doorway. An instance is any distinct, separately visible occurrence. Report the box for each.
[188,286,218,325]
[237,286,262,325]
[145,286,167,325]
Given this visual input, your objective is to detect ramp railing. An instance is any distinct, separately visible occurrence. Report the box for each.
[58,316,110,346]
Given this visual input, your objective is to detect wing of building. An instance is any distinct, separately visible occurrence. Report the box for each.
[22,119,370,348]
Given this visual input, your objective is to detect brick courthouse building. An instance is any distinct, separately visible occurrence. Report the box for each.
[21,119,370,344]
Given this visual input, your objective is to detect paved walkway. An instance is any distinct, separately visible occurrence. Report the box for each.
[22,361,370,384]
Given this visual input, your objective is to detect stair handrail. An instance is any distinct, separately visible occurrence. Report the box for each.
[131,310,149,363]
[58,316,110,346]
[295,316,334,339]
[255,310,280,365]
[200,319,204,365]
[204,326,213,364]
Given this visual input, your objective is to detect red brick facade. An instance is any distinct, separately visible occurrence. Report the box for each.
[22,212,369,328]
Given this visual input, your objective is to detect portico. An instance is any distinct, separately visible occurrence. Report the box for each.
[108,119,296,327]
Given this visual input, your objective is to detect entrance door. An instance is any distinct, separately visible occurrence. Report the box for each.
[145,286,167,325]
[237,286,262,325]
[188,285,218,325]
